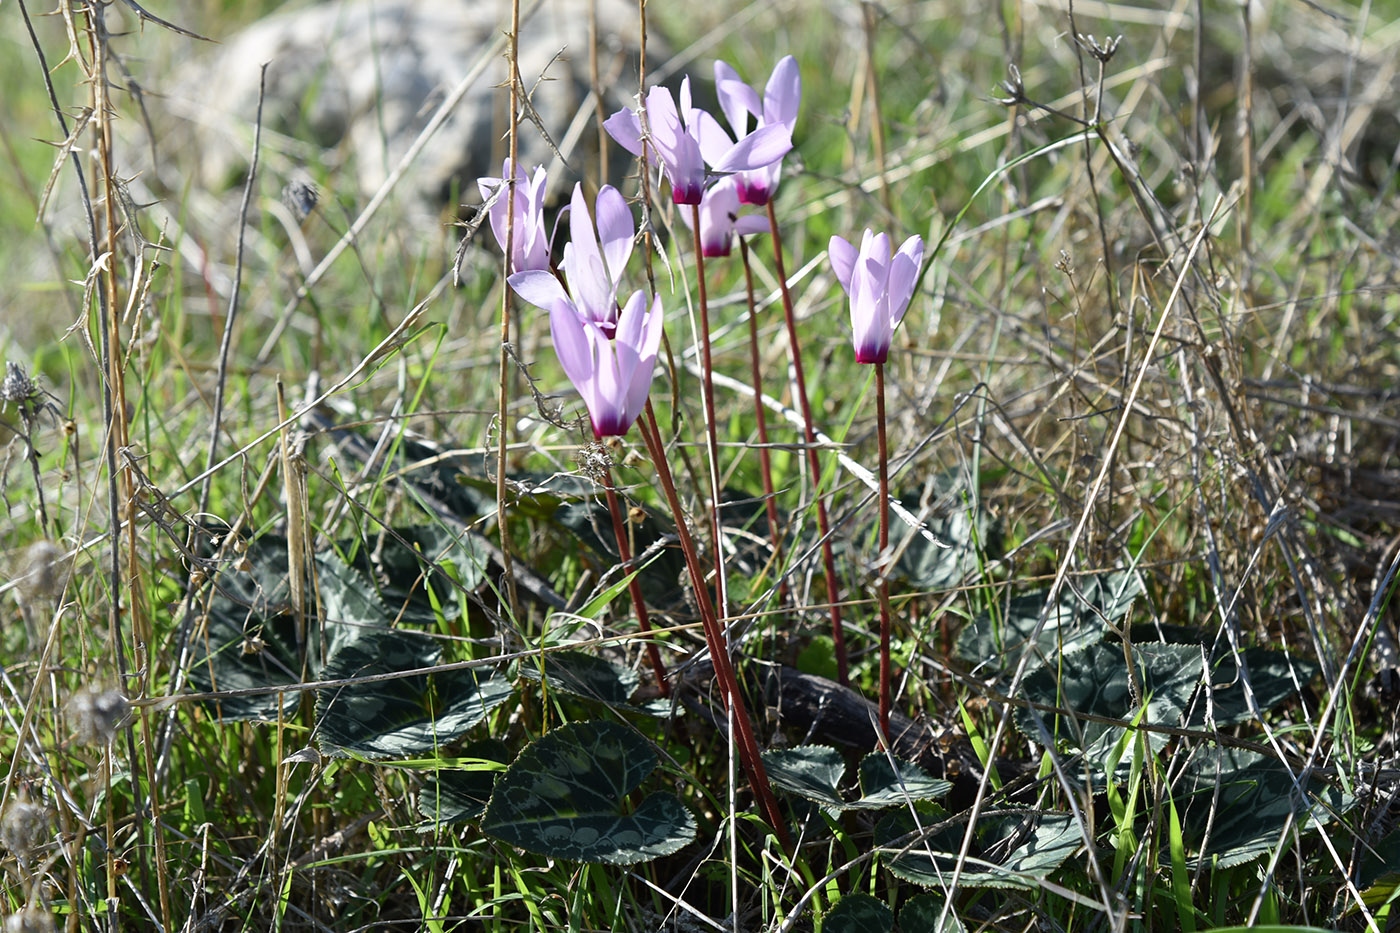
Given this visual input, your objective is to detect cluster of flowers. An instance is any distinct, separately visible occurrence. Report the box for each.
[476,55,923,436]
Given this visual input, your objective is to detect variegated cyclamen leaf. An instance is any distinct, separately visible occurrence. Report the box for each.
[824,893,893,933]
[518,650,639,707]
[761,746,847,808]
[763,747,950,810]
[1178,747,1354,868]
[855,754,952,808]
[340,524,490,628]
[956,570,1144,672]
[876,807,1079,889]
[481,720,694,864]
[418,738,511,824]
[316,629,511,758]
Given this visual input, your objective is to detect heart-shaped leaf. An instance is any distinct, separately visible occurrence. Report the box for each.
[956,571,1143,673]
[190,536,302,721]
[762,747,950,810]
[1017,643,1321,764]
[340,525,489,628]
[418,738,511,824]
[824,893,893,933]
[877,807,1080,889]
[519,650,639,707]
[762,746,847,808]
[481,720,695,864]
[899,893,967,933]
[316,629,512,758]
[856,754,952,808]
[1177,747,1354,868]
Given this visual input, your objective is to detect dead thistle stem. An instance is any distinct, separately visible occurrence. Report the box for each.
[601,463,670,696]
[861,1,891,215]
[639,401,792,854]
[83,5,169,926]
[739,238,789,606]
[690,203,730,624]
[496,0,524,626]
[765,201,849,685]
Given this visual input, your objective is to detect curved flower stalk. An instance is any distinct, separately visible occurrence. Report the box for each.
[712,55,801,205]
[510,183,634,337]
[829,226,924,738]
[678,176,768,258]
[550,290,662,439]
[476,159,551,274]
[829,229,924,364]
[604,78,793,205]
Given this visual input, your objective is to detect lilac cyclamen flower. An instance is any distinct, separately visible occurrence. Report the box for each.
[829,230,924,364]
[678,177,768,257]
[551,290,663,437]
[476,159,550,273]
[605,78,793,206]
[509,183,634,337]
[712,55,801,205]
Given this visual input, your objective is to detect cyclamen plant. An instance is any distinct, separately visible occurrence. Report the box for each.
[477,158,551,274]
[477,158,791,848]
[509,183,634,337]
[830,228,925,736]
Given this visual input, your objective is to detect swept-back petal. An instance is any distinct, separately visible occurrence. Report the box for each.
[887,235,924,327]
[509,270,568,311]
[621,293,663,428]
[764,56,801,128]
[549,303,596,396]
[712,122,792,172]
[694,109,738,170]
[829,235,857,292]
[593,185,634,284]
[714,60,760,135]
[603,107,645,157]
[734,215,769,237]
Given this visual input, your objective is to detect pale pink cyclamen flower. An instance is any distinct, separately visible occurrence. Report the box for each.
[829,230,924,364]
[551,290,663,437]
[509,183,634,338]
[711,55,801,205]
[476,159,551,273]
[678,177,768,258]
[604,78,793,205]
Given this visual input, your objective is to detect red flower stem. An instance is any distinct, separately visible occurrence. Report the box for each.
[738,238,789,605]
[640,400,792,854]
[876,361,894,741]
[690,202,728,624]
[765,200,849,685]
[601,462,670,697]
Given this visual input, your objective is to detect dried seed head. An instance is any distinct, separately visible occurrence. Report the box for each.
[627,506,645,525]
[994,63,1024,105]
[281,171,320,222]
[16,541,67,601]
[4,905,55,933]
[1,362,39,409]
[575,442,612,482]
[0,800,48,856]
[1077,33,1122,64]
[68,688,131,745]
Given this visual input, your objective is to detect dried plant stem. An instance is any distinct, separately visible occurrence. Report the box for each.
[495,0,524,625]
[84,6,166,924]
[739,238,788,605]
[601,464,669,695]
[861,1,891,214]
[765,201,849,685]
[639,401,791,853]
[690,203,729,623]
[875,362,893,739]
